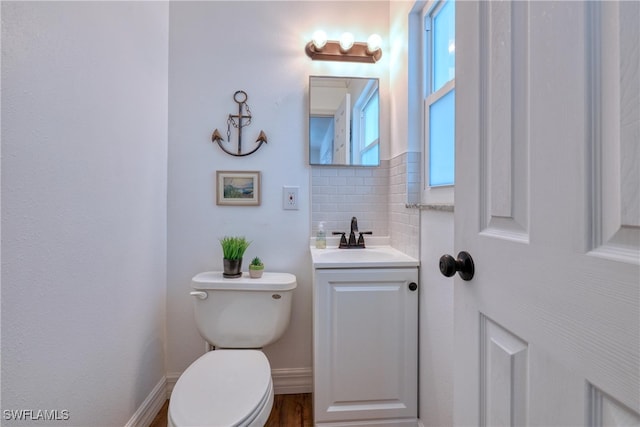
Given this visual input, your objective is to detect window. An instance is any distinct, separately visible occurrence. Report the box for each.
[423,0,455,199]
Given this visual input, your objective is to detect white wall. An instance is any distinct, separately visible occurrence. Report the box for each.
[1,2,168,425]
[389,2,455,426]
[389,1,414,158]
[418,211,454,426]
[166,0,390,383]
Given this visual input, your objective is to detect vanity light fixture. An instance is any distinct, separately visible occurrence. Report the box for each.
[305,31,382,63]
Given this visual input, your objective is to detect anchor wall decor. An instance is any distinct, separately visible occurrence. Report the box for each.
[211,90,268,157]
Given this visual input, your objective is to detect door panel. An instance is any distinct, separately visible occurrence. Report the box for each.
[480,315,528,427]
[588,385,640,427]
[455,1,639,426]
[480,0,529,242]
[591,0,639,263]
[314,268,418,424]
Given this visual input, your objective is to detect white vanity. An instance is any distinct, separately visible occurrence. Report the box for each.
[310,244,419,427]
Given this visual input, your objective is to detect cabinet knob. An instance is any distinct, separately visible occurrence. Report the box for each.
[408,282,418,292]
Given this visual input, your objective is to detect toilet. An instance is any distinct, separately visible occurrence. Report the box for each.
[168,271,297,427]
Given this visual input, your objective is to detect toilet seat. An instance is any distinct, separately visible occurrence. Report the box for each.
[169,350,273,427]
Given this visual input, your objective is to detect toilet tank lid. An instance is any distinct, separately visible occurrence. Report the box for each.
[191,271,297,291]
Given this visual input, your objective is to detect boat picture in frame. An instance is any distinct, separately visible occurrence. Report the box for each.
[216,170,261,206]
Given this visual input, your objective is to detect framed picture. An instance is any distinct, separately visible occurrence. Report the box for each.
[216,171,261,206]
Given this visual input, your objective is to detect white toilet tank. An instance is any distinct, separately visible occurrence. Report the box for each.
[190,271,297,348]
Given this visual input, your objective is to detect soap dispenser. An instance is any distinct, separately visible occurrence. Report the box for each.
[315,222,327,249]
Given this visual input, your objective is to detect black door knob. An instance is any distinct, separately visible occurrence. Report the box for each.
[408,282,418,291]
[439,251,475,281]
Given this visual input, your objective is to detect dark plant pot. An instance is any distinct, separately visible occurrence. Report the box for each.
[223,258,242,278]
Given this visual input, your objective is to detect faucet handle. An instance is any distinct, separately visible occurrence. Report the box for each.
[357,231,373,247]
[332,232,348,248]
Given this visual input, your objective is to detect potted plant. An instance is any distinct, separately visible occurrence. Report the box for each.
[220,236,251,278]
[249,256,265,279]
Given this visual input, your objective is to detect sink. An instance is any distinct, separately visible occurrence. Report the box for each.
[310,246,419,268]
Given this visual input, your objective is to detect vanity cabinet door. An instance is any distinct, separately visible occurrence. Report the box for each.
[313,268,418,425]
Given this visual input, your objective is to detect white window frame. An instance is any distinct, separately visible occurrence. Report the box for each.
[422,0,455,205]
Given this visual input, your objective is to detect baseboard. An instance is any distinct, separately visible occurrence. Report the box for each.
[125,376,167,427]
[166,367,312,399]
[316,420,417,426]
[271,367,313,394]
[166,372,181,399]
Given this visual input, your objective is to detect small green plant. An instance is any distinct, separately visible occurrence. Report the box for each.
[249,256,264,278]
[249,256,264,269]
[219,236,251,260]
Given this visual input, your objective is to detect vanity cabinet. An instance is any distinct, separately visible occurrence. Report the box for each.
[313,267,419,426]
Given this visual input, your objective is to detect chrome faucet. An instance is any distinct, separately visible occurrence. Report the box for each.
[333,216,372,248]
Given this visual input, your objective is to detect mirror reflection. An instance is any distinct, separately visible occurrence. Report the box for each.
[309,76,380,166]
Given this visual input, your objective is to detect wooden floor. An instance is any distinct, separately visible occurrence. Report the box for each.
[150,393,313,427]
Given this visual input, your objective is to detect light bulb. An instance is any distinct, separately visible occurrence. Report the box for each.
[339,32,354,53]
[366,34,382,54]
[312,30,327,51]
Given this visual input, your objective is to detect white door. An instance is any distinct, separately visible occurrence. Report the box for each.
[334,93,350,164]
[454,1,639,426]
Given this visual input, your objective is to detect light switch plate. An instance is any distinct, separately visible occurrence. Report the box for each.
[283,186,299,210]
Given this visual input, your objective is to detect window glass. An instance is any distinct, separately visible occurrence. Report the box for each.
[432,0,455,92]
[361,144,379,166]
[429,89,455,186]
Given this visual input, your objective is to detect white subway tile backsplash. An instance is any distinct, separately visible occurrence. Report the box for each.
[347,176,365,186]
[312,161,389,237]
[311,154,419,258]
[337,168,355,177]
[388,152,420,257]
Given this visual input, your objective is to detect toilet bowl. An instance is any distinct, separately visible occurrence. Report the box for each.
[168,350,273,427]
[168,271,297,427]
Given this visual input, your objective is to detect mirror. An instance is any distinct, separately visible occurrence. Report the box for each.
[309,76,380,166]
